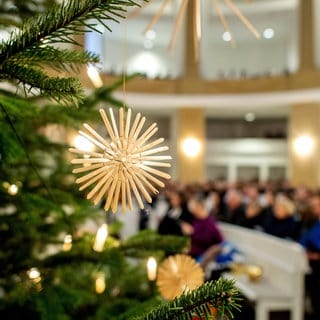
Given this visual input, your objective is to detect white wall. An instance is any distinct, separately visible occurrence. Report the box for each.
[85,19,186,79]
[201,40,289,79]
[205,138,288,182]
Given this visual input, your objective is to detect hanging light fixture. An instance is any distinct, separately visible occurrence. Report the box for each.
[130,0,260,59]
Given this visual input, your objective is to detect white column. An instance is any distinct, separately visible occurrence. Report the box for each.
[259,164,269,182]
[228,164,237,183]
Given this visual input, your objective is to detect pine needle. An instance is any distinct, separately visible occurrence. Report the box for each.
[0,0,141,104]
[133,278,242,320]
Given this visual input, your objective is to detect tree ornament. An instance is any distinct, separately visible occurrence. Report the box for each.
[191,304,218,319]
[69,108,171,213]
[156,254,204,300]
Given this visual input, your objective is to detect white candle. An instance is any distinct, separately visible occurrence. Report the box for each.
[147,257,157,281]
[95,272,106,294]
[63,234,72,252]
[93,224,108,252]
[8,184,18,195]
[28,267,41,283]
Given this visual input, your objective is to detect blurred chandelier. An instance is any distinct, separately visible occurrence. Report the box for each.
[132,0,260,61]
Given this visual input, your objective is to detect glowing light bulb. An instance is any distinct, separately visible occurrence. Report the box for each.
[263,28,274,39]
[222,31,232,42]
[93,224,108,252]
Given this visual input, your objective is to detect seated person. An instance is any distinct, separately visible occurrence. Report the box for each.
[300,194,320,320]
[158,190,193,236]
[241,202,265,230]
[180,195,224,266]
[264,195,297,239]
[223,189,246,226]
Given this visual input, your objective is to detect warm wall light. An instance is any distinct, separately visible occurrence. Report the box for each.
[293,135,314,157]
[181,137,201,158]
[73,135,95,153]
[87,65,103,88]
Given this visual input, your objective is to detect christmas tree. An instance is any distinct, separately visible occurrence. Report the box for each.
[0,1,241,319]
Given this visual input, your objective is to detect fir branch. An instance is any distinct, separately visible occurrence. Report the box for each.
[0,0,142,103]
[120,230,189,257]
[133,278,242,320]
[0,101,53,199]
[0,0,139,63]
[0,98,75,234]
[0,94,39,120]
[118,297,162,320]
[42,247,124,269]
[11,47,99,72]
[2,62,83,105]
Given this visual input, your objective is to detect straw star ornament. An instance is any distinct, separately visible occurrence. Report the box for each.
[157,254,204,300]
[69,108,171,213]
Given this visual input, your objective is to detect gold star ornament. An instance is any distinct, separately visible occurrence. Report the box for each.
[156,254,204,300]
[69,108,171,213]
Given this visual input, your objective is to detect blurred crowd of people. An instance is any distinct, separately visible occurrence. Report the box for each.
[150,180,318,241]
[144,179,320,319]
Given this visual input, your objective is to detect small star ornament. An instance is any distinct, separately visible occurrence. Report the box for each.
[69,108,171,213]
[156,254,204,300]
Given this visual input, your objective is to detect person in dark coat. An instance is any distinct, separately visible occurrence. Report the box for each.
[300,194,320,320]
[241,202,266,230]
[224,189,246,226]
[264,195,297,239]
[158,190,193,236]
